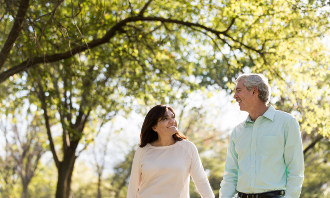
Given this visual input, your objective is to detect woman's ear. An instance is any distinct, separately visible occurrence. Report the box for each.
[152,125,157,132]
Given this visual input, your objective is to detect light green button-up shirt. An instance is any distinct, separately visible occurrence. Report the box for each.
[219,106,304,198]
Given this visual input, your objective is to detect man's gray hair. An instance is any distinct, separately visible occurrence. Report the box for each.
[235,73,271,104]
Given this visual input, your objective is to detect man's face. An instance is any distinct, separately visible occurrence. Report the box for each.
[233,79,253,112]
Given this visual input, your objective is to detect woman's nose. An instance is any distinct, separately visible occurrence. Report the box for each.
[169,117,176,123]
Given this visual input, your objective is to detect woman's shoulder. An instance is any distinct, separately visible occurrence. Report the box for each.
[176,140,199,158]
[135,144,152,155]
[177,139,197,150]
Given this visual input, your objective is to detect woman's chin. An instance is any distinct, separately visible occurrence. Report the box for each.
[169,130,178,135]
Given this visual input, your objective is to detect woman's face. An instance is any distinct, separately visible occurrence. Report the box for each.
[152,109,178,137]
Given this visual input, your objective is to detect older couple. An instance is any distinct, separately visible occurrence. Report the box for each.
[126,74,304,198]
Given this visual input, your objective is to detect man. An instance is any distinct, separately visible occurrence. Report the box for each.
[219,74,304,198]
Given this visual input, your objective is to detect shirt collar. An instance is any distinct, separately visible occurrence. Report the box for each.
[244,105,275,126]
[262,105,275,121]
[244,115,254,127]
[245,116,254,123]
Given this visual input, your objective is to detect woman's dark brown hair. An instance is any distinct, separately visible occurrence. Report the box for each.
[140,105,187,147]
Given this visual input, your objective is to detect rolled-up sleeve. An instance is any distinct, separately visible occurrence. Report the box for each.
[126,147,143,198]
[219,130,239,198]
[284,118,304,198]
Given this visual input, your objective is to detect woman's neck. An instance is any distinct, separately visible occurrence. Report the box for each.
[151,136,175,146]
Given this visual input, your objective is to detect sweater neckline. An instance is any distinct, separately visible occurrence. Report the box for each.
[147,140,181,149]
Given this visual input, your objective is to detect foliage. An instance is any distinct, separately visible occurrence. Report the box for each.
[301,139,330,198]
[1,0,330,197]
[0,154,20,198]
[0,105,46,198]
[27,162,57,198]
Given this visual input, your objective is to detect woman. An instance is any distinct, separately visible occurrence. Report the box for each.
[127,105,214,198]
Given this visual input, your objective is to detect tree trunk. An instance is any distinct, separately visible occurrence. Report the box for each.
[55,149,76,198]
[97,173,102,198]
[21,181,28,198]
[65,157,75,198]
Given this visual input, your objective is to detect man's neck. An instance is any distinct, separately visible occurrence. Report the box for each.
[249,104,269,122]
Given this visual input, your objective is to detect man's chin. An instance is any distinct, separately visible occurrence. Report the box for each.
[239,106,247,112]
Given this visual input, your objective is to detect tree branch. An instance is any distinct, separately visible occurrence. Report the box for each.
[0,16,262,83]
[37,79,60,168]
[304,135,324,157]
[0,0,30,71]
[34,0,64,50]
[62,72,70,153]
[75,66,94,130]
[223,17,236,34]
[138,0,153,16]
[76,120,105,157]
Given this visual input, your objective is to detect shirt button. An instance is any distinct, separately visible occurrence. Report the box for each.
[253,139,255,141]
[252,153,255,155]
[252,166,254,168]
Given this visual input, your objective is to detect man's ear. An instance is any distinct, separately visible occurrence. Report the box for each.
[253,86,258,95]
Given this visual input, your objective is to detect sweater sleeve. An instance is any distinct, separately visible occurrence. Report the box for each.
[189,142,215,198]
[126,147,143,198]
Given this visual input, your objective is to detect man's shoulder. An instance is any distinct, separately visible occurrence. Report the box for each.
[231,120,247,134]
[235,120,247,128]
[273,108,296,121]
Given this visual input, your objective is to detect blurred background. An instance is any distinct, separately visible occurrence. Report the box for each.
[0,0,329,197]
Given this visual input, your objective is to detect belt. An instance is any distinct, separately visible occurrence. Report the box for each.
[238,190,285,198]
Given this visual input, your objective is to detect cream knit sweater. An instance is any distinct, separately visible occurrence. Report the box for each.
[127,140,215,198]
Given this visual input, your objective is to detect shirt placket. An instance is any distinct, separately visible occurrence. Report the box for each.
[250,121,258,191]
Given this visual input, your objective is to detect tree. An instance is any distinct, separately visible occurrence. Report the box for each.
[108,148,136,198]
[301,138,330,198]
[1,0,330,197]
[27,162,57,198]
[0,135,19,197]
[0,113,45,198]
[91,130,112,198]
[1,0,329,84]
[274,83,330,197]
